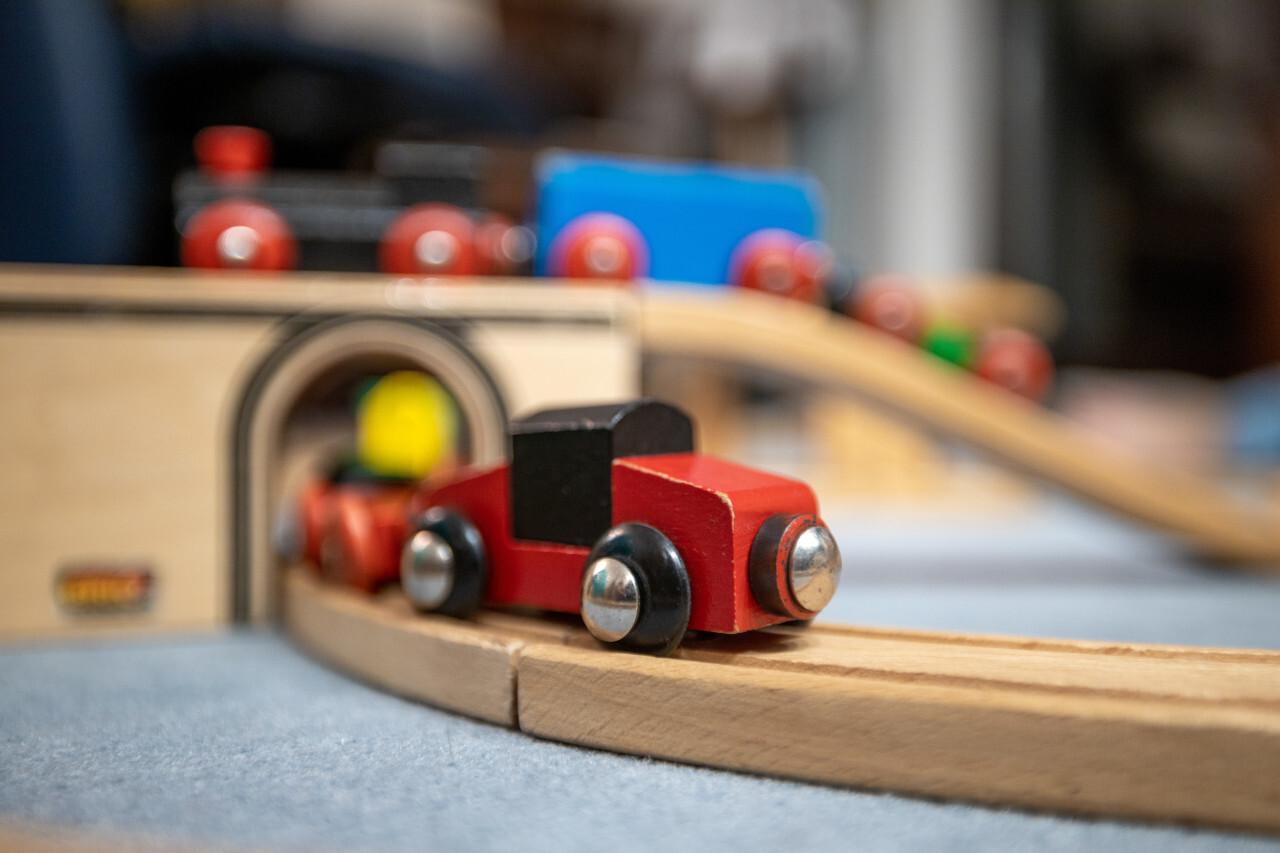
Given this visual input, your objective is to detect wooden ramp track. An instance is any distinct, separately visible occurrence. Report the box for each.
[285,568,1280,834]
[639,290,1280,564]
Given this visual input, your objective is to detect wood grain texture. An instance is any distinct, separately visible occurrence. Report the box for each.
[0,265,637,636]
[640,289,1280,563]
[0,315,272,638]
[0,264,634,321]
[0,818,221,853]
[285,568,1280,832]
[285,568,533,725]
[519,643,1280,832]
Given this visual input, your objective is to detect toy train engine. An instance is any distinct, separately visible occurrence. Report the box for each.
[176,127,532,275]
[397,400,842,655]
[297,371,460,592]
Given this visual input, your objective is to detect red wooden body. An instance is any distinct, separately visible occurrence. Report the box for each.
[301,480,413,592]
[300,480,335,568]
[408,451,819,635]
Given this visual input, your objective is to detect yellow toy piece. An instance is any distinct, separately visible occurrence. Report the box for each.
[356,371,458,479]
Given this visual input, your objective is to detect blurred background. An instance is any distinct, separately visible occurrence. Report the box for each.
[5,7,1280,845]
[4,0,1280,478]
[6,0,1280,371]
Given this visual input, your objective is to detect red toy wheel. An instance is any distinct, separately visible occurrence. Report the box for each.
[379,203,478,276]
[180,198,297,270]
[473,214,534,276]
[547,213,648,281]
[729,229,831,302]
[299,480,334,569]
[974,328,1055,401]
[852,274,927,343]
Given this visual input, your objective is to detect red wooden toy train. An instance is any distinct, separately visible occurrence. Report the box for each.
[301,400,842,655]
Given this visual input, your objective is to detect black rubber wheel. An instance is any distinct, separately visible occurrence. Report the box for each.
[582,523,691,656]
[401,506,487,618]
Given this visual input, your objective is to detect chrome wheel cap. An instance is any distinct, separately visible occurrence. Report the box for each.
[584,235,627,275]
[414,230,459,270]
[401,529,454,610]
[580,556,640,642]
[216,225,261,266]
[788,525,841,612]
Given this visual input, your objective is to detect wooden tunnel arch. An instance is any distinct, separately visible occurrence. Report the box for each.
[231,314,510,623]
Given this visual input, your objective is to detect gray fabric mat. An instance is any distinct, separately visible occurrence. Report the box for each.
[3,496,1280,852]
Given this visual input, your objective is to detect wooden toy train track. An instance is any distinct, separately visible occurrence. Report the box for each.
[286,567,1280,833]
[283,284,1280,832]
[4,267,1278,832]
[638,290,1280,564]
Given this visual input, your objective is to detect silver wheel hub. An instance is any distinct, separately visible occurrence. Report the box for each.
[758,258,796,293]
[500,225,536,265]
[414,230,459,270]
[580,556,640,642]
[216,225,261,266]
[401,529,454,609]
[584,235,626,275]
[788,525,841,612]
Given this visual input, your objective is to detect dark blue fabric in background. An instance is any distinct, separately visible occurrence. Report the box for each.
[0,0,543,268]
[0,0,144,264]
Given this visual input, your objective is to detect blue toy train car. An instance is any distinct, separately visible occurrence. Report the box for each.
[533,152,832,300]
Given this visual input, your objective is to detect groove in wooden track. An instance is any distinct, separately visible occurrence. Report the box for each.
[285,568,1280,833]
[639,290,1280,564]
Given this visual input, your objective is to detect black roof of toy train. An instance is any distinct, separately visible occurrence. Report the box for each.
[509,400,695,547]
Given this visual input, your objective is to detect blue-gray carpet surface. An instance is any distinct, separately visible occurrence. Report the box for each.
[3,496,1280,852]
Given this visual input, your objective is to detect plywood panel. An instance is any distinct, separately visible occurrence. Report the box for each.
[0,266,638,637]
[0,317,274,637]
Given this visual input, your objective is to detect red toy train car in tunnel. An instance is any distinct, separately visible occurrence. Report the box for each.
[306,400,842,655]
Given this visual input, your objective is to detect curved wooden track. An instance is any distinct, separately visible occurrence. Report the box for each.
[640,289,1280,564]
[285,568,1280,833]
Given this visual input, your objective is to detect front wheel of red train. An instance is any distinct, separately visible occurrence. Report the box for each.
[748,514,842,620]
[400,506,487,618]
[580,522,690,656]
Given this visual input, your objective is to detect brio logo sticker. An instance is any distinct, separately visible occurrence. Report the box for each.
[55,565,155,615]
